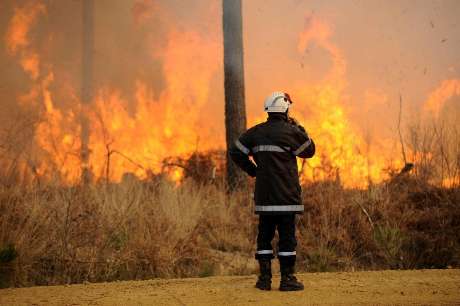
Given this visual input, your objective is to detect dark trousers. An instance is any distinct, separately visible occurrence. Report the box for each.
[255,214,297,266]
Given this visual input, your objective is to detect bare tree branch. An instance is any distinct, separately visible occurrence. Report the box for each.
[398,93,407,165]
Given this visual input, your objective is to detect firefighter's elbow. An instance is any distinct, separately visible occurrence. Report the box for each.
[305,150,315,158]
[299,141,315,158]
[299,151,313,159]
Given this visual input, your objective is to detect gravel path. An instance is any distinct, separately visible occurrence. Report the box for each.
[1,269,459,305]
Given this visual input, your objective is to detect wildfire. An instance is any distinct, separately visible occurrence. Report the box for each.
[420,79,460,187]
[423,79,460,118]
[274,16,400,187]
[3,1,458,188]
[5,0,222,183]
[5,1,81,183]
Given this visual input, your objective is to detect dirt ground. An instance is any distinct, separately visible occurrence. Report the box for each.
[1,269,459,305]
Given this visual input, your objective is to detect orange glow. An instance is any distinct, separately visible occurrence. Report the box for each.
[423,79,460,118]
[20,52,40,80]
[87,28,222,182]
[249,16,402,187]
[5,2,46,55]
[4,2,458,188]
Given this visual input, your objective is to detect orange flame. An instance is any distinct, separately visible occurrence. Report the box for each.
[6,1,223,183]
[280,16,400,187]
[87,28,222,182]
[423,79,460,118]
[4,3,458,188]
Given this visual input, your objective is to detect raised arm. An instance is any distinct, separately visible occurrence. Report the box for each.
[291,124,315,159]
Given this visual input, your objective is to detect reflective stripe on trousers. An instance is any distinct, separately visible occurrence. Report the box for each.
[256,250,273,255]
[278,251,296,256]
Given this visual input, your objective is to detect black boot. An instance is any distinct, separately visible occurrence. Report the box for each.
[279,264,304,291]
[255,259,272,290]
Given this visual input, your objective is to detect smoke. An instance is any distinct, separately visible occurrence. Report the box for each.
[0,0,459,185]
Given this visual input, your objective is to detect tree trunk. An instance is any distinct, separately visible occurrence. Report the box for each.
[222,0,247,190]
[81,0,93,184]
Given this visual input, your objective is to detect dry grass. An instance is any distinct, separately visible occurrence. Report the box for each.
[0,173,459,288]
[0,178,257,287]
[298,178,460,272]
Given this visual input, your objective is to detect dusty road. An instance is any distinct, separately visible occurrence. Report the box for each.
[1,269,459,305]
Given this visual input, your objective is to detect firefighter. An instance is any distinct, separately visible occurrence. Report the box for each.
[229,92,315,291]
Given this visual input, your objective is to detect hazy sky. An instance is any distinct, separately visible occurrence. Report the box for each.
[243,0,459,129]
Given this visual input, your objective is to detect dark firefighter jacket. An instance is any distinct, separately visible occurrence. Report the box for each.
[229,113,315,215]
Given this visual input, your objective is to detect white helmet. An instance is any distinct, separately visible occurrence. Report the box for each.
[264,91,292,113]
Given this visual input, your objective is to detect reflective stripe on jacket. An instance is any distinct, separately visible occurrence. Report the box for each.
[229,113,315,215]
